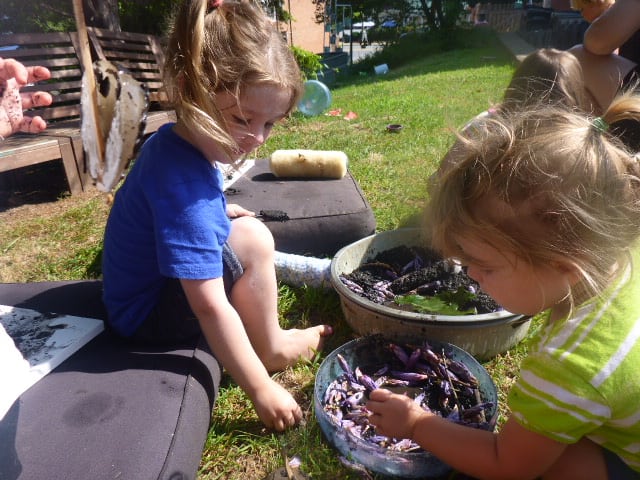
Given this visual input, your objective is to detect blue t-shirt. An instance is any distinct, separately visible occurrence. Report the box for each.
[102,124,231,336]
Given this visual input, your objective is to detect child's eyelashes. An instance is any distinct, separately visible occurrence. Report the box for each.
[232,115,250,126]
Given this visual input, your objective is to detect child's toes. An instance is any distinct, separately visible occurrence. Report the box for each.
[318,324,333,337]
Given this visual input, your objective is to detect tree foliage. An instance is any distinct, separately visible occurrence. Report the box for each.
[351,0,466,32]
[419,0,465,31]
[1,0,76,33]
[1,0,173,35]
[0,0,466,39]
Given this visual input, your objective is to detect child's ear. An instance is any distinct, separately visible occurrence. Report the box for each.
[550,260,581,285]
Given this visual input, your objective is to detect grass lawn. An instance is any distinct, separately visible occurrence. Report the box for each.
[0,28,530,480]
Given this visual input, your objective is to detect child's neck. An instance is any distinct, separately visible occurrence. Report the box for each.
[549,259,624,323]
[172,122,220,165]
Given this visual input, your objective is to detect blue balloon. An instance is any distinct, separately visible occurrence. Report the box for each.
[298,80,332,116]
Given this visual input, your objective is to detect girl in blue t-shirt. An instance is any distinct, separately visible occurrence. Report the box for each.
[102,0,332,432]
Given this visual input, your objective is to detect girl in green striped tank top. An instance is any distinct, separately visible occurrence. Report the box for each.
[367,90,640,479]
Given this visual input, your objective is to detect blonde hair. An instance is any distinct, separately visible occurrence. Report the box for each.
[502,48,592,113]
[163,0,303,159]
[426,90,640,302]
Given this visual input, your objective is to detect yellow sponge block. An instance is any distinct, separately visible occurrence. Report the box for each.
[269,149,348,179]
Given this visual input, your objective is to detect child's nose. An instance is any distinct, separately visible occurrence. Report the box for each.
[249,126,266,145]
[466,265,482,283]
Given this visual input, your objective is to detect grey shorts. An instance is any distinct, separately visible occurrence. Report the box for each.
[130,242,243,345]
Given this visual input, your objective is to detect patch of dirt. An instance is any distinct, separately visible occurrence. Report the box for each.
[340,245,502,314]
[0,162,70,213]
[0,161,104,224]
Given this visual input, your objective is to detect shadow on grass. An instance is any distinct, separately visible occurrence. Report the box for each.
[0,161,70,212]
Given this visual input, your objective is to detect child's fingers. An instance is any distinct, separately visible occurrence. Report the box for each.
[0,58,28,84]
[20,116,47,134]
[20,91,52,110]
[6,59,28,82]
[368,388,392,402]
[0,60,50,85]
[27,65,51,83]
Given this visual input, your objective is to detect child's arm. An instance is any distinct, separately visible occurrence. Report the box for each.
[583,0,640,56]
[181,277,301,431]
[367,389,566,480]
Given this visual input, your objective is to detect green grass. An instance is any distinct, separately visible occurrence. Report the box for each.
[0,28,528,480]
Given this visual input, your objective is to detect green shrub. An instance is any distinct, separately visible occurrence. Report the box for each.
[291,46,325,81]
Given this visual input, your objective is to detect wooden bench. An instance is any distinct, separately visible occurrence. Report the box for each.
[87,27,176,137]
[0,32,85,195]
[0,30,176,197]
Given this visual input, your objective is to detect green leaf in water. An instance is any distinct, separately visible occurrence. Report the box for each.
[395,287,477,316]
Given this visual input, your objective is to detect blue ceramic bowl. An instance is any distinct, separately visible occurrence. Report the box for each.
[314,335,498,478]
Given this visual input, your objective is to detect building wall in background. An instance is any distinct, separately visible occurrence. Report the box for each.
[281,0,326,54]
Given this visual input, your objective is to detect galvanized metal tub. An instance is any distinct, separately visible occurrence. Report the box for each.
[330,228,531,360]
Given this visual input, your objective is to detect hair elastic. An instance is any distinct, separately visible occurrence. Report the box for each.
[592,116,609,133]
[208,0,223,10]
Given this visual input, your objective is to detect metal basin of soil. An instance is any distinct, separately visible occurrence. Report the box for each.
[314,335,498,478]
[330,228,531,360]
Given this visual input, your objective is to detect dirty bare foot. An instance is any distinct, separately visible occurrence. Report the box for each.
[262,324,333,372]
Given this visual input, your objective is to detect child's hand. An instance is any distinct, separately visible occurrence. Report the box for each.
[367,388,430,440]
[251,379,302,431]
[0,57,52,138]
[226,203,255,218]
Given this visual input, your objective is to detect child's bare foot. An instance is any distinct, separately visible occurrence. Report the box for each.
[262,324,333,372]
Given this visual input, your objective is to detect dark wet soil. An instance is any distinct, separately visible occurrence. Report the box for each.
[340,245,502,315]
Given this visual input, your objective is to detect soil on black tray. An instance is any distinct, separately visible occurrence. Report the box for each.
[339,245,502,315]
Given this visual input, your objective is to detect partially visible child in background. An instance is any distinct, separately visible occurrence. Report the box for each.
[500,48,591,113]
[102,0,332,432]
[368,91,640,479]
[438,48,591,178]
[440,47,640,178]
[571,0,614,23]
[569,43,639,115]
[574,0,640,64]
[0,57,52,139]
[488,46,637,117]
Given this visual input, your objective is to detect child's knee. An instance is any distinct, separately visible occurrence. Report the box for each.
[229,216,275,256]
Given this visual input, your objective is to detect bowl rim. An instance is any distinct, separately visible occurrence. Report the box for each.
[313,334,498,477]
[330,228,525,325]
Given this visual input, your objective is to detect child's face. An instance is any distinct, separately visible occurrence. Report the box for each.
[215,84,291,162]
[453,234,574,316]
